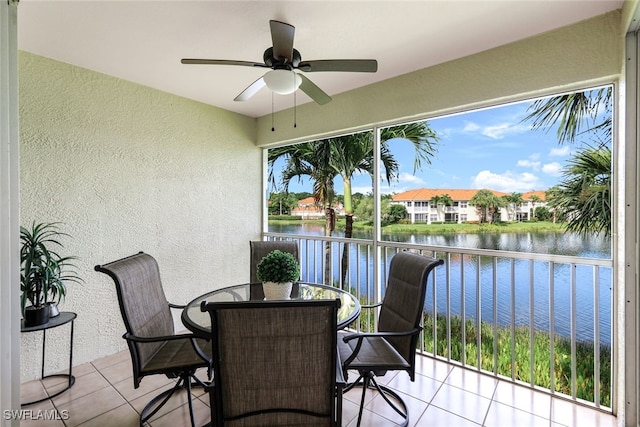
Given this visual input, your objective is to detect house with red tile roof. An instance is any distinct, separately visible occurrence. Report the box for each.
[291,196,345,219]
[391,188,547,224]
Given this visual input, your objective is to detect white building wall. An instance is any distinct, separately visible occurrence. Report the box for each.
[397,200,519,224]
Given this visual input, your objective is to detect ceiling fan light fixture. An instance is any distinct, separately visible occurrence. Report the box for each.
[264,69,302,95]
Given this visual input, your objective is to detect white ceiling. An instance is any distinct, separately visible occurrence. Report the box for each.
[18,1,623,118]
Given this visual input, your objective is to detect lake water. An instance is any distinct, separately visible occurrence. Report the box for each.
[269,223,613,345]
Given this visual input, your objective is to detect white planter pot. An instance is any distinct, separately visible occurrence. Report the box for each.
[262,281,293,300]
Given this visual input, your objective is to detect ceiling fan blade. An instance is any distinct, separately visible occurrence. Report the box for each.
[270,20,295,62]
[234,76,267,102]
[181,59,267,68]
[298,74,331,105]
[297,59,378,73]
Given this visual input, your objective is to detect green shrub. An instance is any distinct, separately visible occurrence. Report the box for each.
[256,250,300,283]
[268,215,303,221]
[422,313,611,407]
[344,292,610,408]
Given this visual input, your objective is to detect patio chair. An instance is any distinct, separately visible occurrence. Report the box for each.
[338,251,444,427]
[249,240,299,283]
[94,252,212,427]
[200,299,343,426]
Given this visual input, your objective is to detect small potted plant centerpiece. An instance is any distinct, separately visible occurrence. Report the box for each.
[256,250,300,300]
[20,222,82,327]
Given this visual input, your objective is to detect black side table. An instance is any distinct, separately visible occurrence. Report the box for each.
[21,311,76,406]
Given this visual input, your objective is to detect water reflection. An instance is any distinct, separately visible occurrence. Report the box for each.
[269,223,611,258]
[268,223,612,345]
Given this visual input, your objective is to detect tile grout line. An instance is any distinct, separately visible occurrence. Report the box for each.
[400,363,456,426]
[480,377,500,427]
[77,360,143,426]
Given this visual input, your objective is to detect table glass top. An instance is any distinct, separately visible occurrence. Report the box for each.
[182,282,360,333]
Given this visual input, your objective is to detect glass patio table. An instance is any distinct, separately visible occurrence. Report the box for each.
[181,282,361,336]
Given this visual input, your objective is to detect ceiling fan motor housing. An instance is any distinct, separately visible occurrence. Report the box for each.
[263,47,301,69]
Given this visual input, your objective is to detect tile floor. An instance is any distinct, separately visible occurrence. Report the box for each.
[19,350,617,426]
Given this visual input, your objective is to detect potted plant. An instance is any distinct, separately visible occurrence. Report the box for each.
[20,222,82,326]
[256,250,300,300]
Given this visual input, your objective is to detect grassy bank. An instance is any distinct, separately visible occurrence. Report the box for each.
[355,309,610,407]
[268,217,566,234]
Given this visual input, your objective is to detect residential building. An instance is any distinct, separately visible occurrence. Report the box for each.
[391,188,548,224]
[290,197,345,219]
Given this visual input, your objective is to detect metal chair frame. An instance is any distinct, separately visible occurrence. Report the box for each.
[339,251,444,427]
[201,299,343,426]
[95,252,212,427]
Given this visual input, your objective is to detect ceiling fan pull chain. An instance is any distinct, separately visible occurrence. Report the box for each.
[293,79,297,129]
[271,92,275,132]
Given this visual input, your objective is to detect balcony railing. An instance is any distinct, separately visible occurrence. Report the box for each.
[264,231,614,413]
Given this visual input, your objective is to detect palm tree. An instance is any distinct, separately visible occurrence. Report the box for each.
[545,186,561,223]
[268,122,438,284]
[470,189,503,224]
[547,144,611,236]
[522,87,612,234]
[522,87,611,145]
[268,142,337,238]
[268,143,338,281]
[529,194,542,220]
[431,193,453,222]
[502,192,523,221]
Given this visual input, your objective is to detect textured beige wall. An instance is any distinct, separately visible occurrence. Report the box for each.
[19,52,260,380]
[256,10,623,146]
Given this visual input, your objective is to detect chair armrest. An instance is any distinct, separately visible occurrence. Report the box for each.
[360,302,382,309]
[340,328,423,367]
[124,332,213,377]
[123,331,202,344]
[168,302,186,310]
[341,328,422,343]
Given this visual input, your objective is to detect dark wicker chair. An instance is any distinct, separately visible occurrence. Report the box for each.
[249,240,299,283]
[95,252,212,427]
[200,299,343,426]
[338,251,444,427]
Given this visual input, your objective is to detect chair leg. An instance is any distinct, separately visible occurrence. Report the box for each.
[335,384,343,427]
[140,377,184,426]
[356,374,371,427]
[345,371,409,427]
[139,372,206,427]
[185,375,195,427]
[370,377,408,426]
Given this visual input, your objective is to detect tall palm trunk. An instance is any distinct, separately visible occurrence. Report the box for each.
[341,215,353,286]
[324,207,335,285]
[340,179,353,286]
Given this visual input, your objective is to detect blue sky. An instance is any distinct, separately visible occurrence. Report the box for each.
[376,101,569,195]
[270,96,599,196]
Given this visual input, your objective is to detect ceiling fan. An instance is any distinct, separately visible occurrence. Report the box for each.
[181,20,378,105]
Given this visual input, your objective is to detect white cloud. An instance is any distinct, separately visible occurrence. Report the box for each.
[461,120,530,140]
[397,172,425,185]
[378,173,427,195]
[517,159,541,171]
[471,170,542,193]
[463,122,481,132]
[549,146,571,157]
[542,162,563,177]
[482,123,512,139]
[352,186,374,195]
